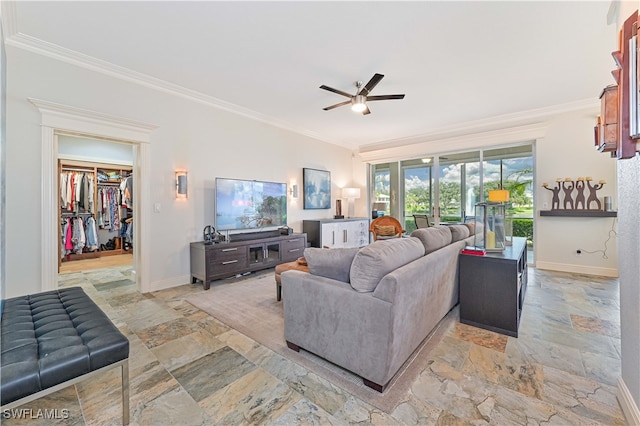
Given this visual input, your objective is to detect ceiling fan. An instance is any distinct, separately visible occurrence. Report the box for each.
[320,73,405,115]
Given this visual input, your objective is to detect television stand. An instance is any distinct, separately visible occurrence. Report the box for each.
[190,232,307,289]
[228,230,281,242]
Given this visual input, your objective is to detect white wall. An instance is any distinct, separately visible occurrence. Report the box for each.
[0,20,6,306]
[617,154,640,422]
[5,46,354,297]
[535,112,618,276]
[614,1,640,421]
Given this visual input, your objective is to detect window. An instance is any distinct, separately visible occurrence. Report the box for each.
[369,143,534,262]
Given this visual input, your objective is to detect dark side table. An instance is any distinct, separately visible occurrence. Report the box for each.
[459,237,528,337]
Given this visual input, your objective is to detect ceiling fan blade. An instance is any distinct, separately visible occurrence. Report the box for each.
[319,85,353,98]
[366,94,405,101]
[362,105,371,115]
[359,73,384,96]
[323,100,352,111]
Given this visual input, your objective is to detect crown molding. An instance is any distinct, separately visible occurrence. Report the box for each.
[7,31,335,146]
[28,98,158,143]
[0,1,18,40]
[360,98,598,156]
[358,122,549,164]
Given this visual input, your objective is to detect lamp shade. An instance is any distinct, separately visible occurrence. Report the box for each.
[342,187,361,199]
[488,189,509,203]
[372,202,387,211]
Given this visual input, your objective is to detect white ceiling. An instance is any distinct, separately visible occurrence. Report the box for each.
[6,1,617,150]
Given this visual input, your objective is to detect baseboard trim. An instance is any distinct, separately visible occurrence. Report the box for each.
[535,261,618,277]
[618,377,640,426]
[148,275,193,293]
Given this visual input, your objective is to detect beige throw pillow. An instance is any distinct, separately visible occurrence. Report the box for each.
[375,225,397,237]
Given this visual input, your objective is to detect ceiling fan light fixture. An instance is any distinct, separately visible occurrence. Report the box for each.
[351,95,367,112]
[320,74,404,114]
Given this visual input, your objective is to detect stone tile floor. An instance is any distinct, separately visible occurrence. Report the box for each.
[2,266,625,425]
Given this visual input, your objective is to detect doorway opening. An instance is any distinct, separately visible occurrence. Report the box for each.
[58,134,135,277]
[30,98,154,293]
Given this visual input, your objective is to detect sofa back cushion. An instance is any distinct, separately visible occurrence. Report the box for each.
[448,224,470,242]
[350,237,425,292]
[410,226,452,254]
[304,247,360,283]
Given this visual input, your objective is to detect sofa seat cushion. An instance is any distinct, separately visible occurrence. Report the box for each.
[448,224,470,242]
[349,237,425,292]
[410,225,452,254]
[304,247,360,283]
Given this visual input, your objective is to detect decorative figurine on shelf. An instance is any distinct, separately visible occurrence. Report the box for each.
[562,178,575,210]
[574,177,586,210]
[542,178,562,210]
[586,177,605,210]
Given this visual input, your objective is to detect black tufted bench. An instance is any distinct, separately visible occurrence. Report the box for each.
[0,287,129,424]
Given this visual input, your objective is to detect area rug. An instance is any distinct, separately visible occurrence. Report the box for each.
[186,270,455,413]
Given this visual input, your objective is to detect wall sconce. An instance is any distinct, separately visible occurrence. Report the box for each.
[289,184,298,199]
[342,187,361,218]
[176,171,188,199]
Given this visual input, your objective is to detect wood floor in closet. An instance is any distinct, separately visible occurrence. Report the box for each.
[59,253,133,274]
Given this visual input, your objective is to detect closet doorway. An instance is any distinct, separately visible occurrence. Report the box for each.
[31,98,154,294]
[58,135,134,275]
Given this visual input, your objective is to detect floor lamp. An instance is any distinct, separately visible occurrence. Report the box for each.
[342,187,361,218]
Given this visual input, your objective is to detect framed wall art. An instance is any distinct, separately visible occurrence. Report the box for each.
[303,168,331,209]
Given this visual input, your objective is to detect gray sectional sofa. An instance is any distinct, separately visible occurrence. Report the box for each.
[282,224,474,392]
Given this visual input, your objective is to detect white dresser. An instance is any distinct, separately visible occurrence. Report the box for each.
[303,218,369,248]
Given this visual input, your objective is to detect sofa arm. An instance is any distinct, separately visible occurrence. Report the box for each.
[281,270,394,386]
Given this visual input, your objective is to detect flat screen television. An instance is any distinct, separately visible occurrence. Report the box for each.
[215,177,287,231]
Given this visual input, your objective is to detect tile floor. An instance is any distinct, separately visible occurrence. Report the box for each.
[2,266,625,425]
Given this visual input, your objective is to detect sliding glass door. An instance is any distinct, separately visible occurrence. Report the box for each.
[400,158,433,233]
[483,146,534,259]
[437,151,480,224]
[370,144,534,260]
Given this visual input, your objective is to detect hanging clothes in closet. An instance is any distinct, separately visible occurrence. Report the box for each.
[60,214,99,255]
[120,175,133,208]
[97,185,121,233]
[60,170,95,213]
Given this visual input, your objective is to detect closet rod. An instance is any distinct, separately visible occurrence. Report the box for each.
[62,167,95,173]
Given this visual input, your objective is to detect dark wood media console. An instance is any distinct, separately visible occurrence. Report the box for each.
[190,232,307,290]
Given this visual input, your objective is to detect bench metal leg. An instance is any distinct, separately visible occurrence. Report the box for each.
[122,360,129,425]
[0,359,130,423]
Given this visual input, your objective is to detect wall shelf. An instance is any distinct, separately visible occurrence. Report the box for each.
[539,210,617,217]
